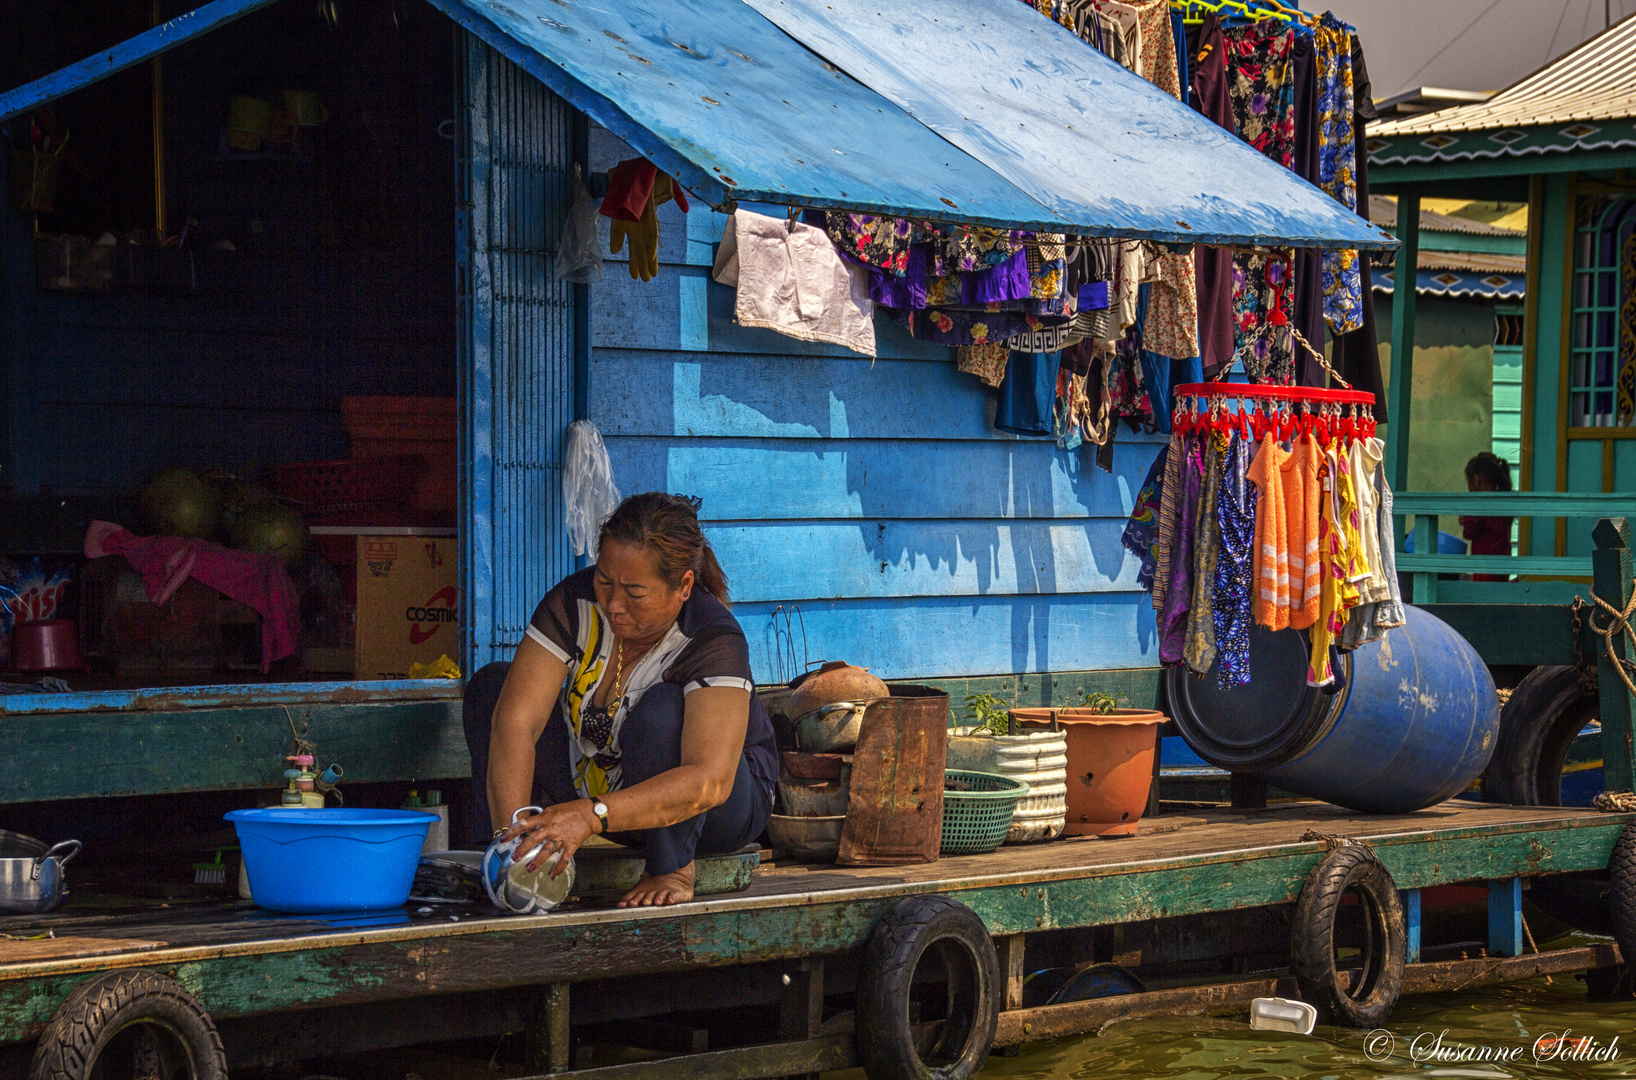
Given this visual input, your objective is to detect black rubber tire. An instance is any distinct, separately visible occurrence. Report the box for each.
[29,970,226,1080]
[855,895,1000,1080]
[1483,664,1597,807]
[1611,823,1636,978]
[1291,845,1406,1028]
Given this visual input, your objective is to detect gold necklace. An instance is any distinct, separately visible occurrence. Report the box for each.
[608,635,659,703]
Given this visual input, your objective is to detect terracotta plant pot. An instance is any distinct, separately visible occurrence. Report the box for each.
[1011,708,1164,837]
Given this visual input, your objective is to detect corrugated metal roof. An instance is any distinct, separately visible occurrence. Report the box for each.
[741,0,1390,249]
[1412,251,1527,274]
[1373,11,1636,136]
[0,0,1394,250]
[1366,195,1524,237]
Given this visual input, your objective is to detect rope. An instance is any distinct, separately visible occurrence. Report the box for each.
[1587,574,1636,815]
[1594,791,1636,812]
[1300,828,1369,851]
[1588,576,1636,701]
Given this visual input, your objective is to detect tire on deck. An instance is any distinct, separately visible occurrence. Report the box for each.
[1483,664,1618,937]
[1292,844,1405,1028]
[1610,823,1636,986]
[1483,664,1597,807]
[29,970,226,1080]
[856,895,1000,1080]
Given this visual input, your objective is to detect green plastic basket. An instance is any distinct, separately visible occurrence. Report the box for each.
[941,770,1031,855]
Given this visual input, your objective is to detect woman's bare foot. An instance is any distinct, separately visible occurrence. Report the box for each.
[617,861,695,907]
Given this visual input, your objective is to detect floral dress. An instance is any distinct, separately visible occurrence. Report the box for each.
[1224,23,1297,383]
[824,212,915,276]
[1316,16,1363,335]
[1211,435,1258,688]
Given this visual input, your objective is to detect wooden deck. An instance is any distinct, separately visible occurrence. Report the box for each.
[0,798,1625,1054]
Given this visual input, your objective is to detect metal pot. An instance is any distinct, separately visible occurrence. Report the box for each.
[794,700,880,753]
[0,840,81,914]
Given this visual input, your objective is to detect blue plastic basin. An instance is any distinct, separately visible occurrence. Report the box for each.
[226,808,437,913]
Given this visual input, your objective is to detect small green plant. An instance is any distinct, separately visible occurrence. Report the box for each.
[964,693,1012,736]
[1078,691,1127,715]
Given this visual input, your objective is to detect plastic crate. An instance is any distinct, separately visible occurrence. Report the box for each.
[267,456,422,509]
[940,770,1030,855]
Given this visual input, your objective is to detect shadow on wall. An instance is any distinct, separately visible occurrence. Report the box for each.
[664,334,1160,678]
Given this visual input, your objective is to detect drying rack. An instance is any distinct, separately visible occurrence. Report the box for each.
[1173,383,1375,406]
[1171,382,1377,441]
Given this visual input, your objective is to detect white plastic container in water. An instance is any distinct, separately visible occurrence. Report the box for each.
[946,728,1068,842]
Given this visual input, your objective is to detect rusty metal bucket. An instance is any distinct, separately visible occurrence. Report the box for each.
[836,685,948,866]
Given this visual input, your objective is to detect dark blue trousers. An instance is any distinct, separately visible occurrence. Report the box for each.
[462,661,773,875]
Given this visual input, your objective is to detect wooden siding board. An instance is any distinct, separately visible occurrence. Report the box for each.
[587,126,1155,683]
[734,594,1158,682]
[701,520,1142,602]
[602,438,1159,522]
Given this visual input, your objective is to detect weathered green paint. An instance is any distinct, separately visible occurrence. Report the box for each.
[0,698,467,803]
[1398,553,1593,576]
[1394,491,1636,516]
[1529,174,1572,549]
[0,669,1159,804]
[1423,582,1586,607]
[1379,225,1525,256]
[1593,518,1635,791]
[921,667,1164,721]
[0,813,1622,1044]
[1387,192,1421,493]
[1372,147,1636,184]
[1418,604,1578,666]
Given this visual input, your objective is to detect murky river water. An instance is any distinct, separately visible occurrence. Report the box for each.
[975,974,1633,1080]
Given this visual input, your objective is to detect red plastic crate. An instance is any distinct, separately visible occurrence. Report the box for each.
[267,456,423,509]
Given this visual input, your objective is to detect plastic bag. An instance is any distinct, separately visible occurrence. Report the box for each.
[563,420,620,558]
[553,164,603,284]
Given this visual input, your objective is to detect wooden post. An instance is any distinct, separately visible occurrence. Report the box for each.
[1386,191,1420,495]
[1488,877,1524,958]
[1593,518,1635,792]
[997,934,1027,1011]
[1400,888,1421,964]
[778,958,825,1041]
[1412,513,1437,604]
[526,982,570,1072]
[1229,772,1267,810]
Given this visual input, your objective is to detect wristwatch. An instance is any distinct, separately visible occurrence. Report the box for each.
[591,800,610,834]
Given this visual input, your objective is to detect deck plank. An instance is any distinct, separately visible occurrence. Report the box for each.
[0,800,1622,1044]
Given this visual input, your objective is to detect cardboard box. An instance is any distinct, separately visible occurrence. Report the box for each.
[354,535,459,679]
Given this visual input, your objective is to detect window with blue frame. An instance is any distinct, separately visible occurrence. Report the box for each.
[1570,194,1636,428]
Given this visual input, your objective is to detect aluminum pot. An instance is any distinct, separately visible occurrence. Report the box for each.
[794,700,879,753]
[0,840,81,914]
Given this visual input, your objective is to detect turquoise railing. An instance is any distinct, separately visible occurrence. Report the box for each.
[1390,492,1632,605]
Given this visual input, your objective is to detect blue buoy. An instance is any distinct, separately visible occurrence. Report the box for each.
[1168,606,1499,813]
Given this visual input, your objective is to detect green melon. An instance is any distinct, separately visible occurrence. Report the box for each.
[228,502,310,570]
[139,467,222,539]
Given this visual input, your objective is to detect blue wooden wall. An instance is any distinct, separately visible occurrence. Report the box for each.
[587,129,1165,685]
[0,2,455,496]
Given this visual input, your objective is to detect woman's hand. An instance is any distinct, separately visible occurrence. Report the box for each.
[503,800,599,877]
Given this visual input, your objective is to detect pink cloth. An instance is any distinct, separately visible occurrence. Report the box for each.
[84,521,300,672]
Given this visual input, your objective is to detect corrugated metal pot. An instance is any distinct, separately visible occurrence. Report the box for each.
[947,728,1068,842]
[1013,709,1163,837]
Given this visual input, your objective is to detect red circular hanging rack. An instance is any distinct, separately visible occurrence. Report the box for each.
[1173,382,1376,407]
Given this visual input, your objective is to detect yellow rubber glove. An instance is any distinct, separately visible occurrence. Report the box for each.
[610,192,659,281]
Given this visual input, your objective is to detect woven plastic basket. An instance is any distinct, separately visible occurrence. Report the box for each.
[941,770,1031,855]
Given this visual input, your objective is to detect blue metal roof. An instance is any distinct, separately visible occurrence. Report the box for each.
[0,0,1396,250]
[744,0,1394,250]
